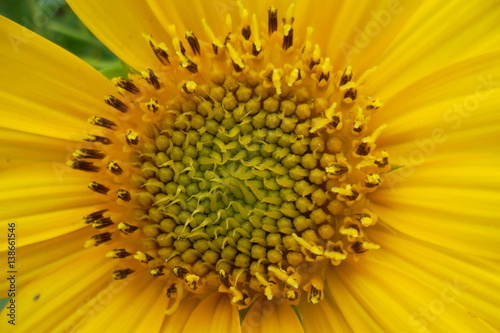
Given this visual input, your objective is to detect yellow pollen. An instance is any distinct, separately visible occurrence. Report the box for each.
[71,2,391,312]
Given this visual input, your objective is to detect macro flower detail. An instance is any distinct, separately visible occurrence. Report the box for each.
[1,0,499,332]
[68,3,389,311]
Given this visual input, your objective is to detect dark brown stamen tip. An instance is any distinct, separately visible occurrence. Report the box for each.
[74,148,106,159]
[242,25,251,40]
[84,135,112,145]
[91,217,114,229]
[268,7,278,34]
[69,160,99,172]
[82,209,109,224]
[112,268,134,280]
[88,181,110,195]
[115,77,140,94]
[282,28,293,50]
[186,31,201,55]
[107,161,123,175]
[149,40,170,65]
[88,116,117,129]
[117,189,131,201]
[104,95,128,113]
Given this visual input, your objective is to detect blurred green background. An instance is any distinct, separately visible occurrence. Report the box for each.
[0,0,128,77]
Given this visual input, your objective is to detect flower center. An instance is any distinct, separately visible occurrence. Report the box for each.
[69,3,390,312]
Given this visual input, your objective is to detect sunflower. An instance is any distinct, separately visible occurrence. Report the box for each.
[1,0,500,332]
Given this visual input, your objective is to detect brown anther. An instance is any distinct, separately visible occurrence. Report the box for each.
[104,95,128,113]
[149,40,170,65]
[107,160,123,175]
[117,189,131,201]
[350,241,368,254]
[252,43,261,56]
[88,181,110,195]
[166,283,177,298]
[224,33,231,45]
[318,71,330,82]
[136,252,155,263]
[308,286,322,304]
[218,269,232,288]
[268,7,278,34]
[356,142,371,156]
[212,43,219,55]
[88,116,117,129]
[308,59,320,70]
[84,135,112,145]
[232,60,244,73]
[144,69,161,90]
[182,82,196,94]
[242,25,251,40]
[82,209,108,224]
[173,266,189,279]
[74,148,105,160]
[344,88,357,102]
[331,116,340,128]
[145,98,160,112]
[344,191,359,201]
[112,268,134,280]
[282,28,294,50]
[185,31,201,55]
[150,265,166,277]
[114,77,140,94]
[374,156,389,167]
[107,249,132,259]
[329,164,348,175]
[91,217,113,229]
[125,130,139,145]
[184,60,199,74]
[179,41,187,55]
[87,232,112,246]
[118,222,138,235]
[340,68,353,86]
[365,174,381,188]
[69,160,99,172]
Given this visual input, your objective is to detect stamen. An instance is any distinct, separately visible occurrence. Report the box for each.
[106,249,132,259]
[185,31,201,55]
[88,116,117,129]
[118,222,138,235]
[68,160,99,172]
[88,181,110,195]
[112,268,134,280]
[91,217,113,229]
[84,134,112,145]
[84,232,112,247]
[73,148,105,160]
[104,95,128,113]
[117,189,131,201]
[112,77,140,94]
[82,209,108,224]
[268,7,278,34]
[106,161,123,175]
[142,69,161,90]
[125,130,139,145]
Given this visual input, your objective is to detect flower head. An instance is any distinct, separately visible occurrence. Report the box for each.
[1,1,500,332]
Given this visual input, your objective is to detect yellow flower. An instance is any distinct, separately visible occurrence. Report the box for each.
[1,0,500,332]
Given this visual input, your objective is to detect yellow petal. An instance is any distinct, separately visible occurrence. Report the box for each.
[0,247,113,332]
[182,293,241,333]
[369,227,500,329]
[0,16,113,141]
[242,297,303,333]
[67,0,171,70]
